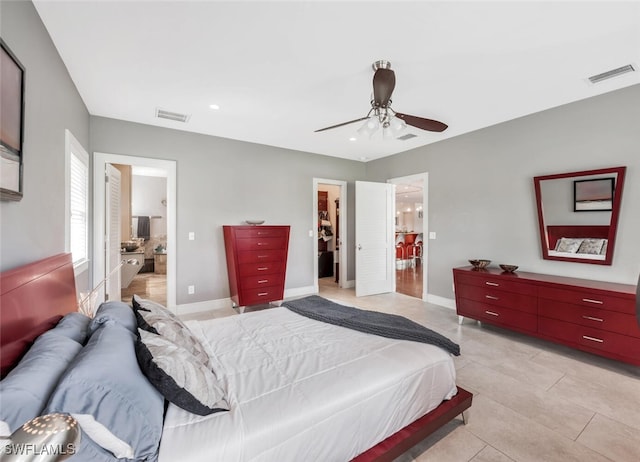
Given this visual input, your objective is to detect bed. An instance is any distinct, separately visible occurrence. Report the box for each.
[0,253,472,461]
[546,225,609,260]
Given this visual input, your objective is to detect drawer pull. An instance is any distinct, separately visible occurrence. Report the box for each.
[257,279,269,284]
[257,255,268,259]
[257,242,267,246]
[485,310,499,317]
[258,292,268,297]
[257,267,269,271]
[582,298,604,305]
[485,282,500,287]
[485,295,500,300]
[582,335,604,343]
[582,315,604,323]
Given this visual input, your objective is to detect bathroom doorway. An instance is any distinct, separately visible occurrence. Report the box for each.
[93,153,176,309]
[119,165,169,306]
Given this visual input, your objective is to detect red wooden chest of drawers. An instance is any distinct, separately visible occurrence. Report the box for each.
[223,225,290,307]
[453,267,639,366]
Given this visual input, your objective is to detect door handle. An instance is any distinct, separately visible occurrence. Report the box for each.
[357,244,362,251]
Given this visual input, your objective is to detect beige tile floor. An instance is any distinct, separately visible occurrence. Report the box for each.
[181,279,640,462]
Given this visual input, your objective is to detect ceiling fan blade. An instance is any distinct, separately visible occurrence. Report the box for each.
[394,112,448,132]
[314,116,369,133]
[373,68,395,107]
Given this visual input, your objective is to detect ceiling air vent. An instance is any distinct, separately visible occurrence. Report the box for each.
[155,108,190,123]
[397,133,418,141]
[588,64,635,84]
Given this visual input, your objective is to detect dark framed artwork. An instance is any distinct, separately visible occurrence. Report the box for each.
[1,39,25,201]
[573,177,614,212]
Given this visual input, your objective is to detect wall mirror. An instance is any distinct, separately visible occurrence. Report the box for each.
[533,166,626,265]
[0,39,25,201]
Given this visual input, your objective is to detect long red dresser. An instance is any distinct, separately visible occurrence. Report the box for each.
[453,266,639,366]
[223,225,290,307]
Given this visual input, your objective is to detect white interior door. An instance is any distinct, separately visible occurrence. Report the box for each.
[355,181,395,296]
[105,164,121,301]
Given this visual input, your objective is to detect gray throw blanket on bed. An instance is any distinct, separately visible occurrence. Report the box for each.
[282,295,460,356]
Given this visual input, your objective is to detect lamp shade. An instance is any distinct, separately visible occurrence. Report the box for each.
[357,117,380,138]
[390,116,407,134]
[2,414,80,461]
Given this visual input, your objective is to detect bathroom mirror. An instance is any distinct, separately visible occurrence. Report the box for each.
[533,166,626,265]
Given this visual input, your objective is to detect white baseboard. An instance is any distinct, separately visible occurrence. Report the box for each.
[284,285,317,299]
[176,298,232,316]
[425,294,456,310]
[341,279,355,289]
[176,285,317,316]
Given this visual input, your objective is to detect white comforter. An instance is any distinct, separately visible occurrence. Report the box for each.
[159,307,457,462]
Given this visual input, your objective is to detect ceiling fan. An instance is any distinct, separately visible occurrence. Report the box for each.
[315,60,448,137]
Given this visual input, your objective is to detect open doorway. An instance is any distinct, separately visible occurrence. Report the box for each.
[313,179,347,292]
[93,153,177,310]
[389,173,428,300]
[118,165,169,306]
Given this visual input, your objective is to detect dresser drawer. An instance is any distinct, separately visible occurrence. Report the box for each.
[457,298,537,332]
[538,286,634,314]
[538,317,640,358]
[241,273,285,290]
[539,299,640,338]
[454,273,536,296]
[239,286,285,306]
[239,261,285,277]
[455,284,537,314]
[236,237,287,251]
[235,227,289,239]
[237,249,286,264]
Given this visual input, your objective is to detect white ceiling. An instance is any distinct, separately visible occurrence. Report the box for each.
[33,1,640,162]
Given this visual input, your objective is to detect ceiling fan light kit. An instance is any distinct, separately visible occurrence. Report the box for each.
[315,60,448,138]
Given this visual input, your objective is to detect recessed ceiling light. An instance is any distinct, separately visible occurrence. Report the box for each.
[349,137,357,141]
[209,104,220,110]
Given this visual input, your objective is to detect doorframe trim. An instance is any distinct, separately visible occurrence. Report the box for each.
[313,178,348,291]
[388,172,429,300]
[93,152,177,309]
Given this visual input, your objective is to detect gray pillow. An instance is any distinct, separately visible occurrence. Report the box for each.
[555,237,583,253]
[135,329,228,416]
[50,312,91,344]
[45,320,163,461]
[88,301,137,335]
[0,332,82,431]
[576,238,606,255]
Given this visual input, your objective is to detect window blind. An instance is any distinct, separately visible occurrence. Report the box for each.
[69,150,88,264]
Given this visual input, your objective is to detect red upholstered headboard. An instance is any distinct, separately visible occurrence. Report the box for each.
[546,225,610,251]
[0,253,78,377]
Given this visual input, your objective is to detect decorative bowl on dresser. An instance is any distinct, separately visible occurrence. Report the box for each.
[223,225,290,309]
[468,259,491,269]
[453,266,639,366]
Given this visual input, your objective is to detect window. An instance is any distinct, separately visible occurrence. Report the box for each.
[65,130,89,271]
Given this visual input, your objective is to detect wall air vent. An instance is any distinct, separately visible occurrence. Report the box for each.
[588,64,635,84]
[397,133,418,141]
[155,108,190,123]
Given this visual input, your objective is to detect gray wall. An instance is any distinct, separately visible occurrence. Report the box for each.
[0,1,90,278]
[90,117,366,305]
[366,84,640,299]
